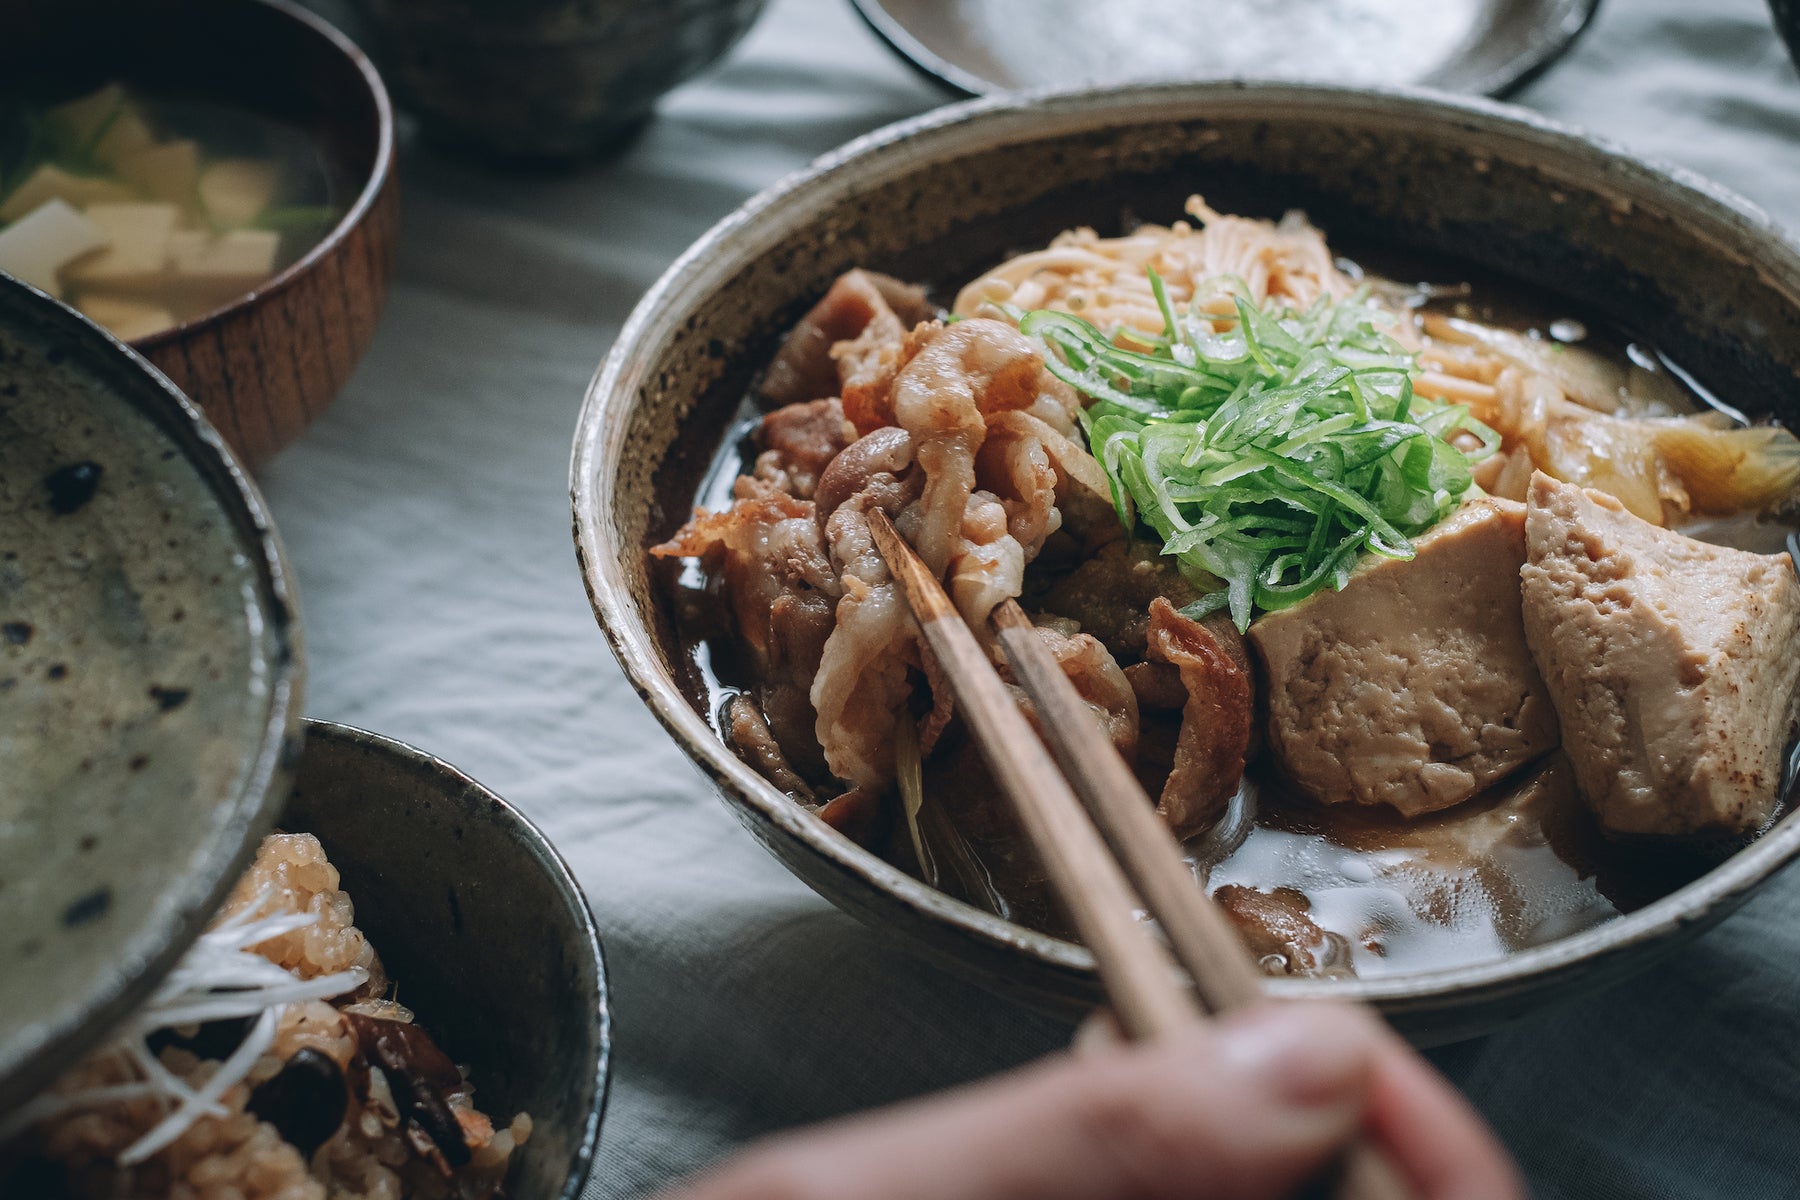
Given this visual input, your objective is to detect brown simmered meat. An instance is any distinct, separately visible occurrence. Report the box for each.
[1040,540,1200,659]
[1248,498,1560,818]
[652,477,840,784]
[1212,885,1354,978]
[1521,472,1800,836]
[1143,599,1252,839]
[752,397,853,499]
[761,269,931,407]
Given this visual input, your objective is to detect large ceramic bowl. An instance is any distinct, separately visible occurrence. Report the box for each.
[285,721,609,1200]
[570,82,1800,1044]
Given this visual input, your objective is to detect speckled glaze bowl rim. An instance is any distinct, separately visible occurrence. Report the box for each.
[297,719,611,1200]
[570,80,1800,1013]
[847,0,1603,100]
[125,0,396,351]
[0,276,304,1108]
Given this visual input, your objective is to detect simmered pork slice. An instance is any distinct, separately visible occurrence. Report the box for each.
[760,269,932,407]
[1248,498,1560,817]
[1521,472,1800,836]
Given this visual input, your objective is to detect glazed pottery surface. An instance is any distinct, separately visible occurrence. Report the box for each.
[571,82,1800,1043]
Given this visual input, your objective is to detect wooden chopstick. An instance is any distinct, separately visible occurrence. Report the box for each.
[990,598,1264,1014]
[866,508,1413,1200]
[989,598,1411,1200]
[867,509,1196,1039]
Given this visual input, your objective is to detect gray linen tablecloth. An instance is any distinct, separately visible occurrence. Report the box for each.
[260,2,1800,1196]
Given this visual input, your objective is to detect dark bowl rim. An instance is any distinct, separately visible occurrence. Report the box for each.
[846,0,1604,101]
[0,273,304,1110]
[124,0,397,351]
[297,718,612,1200]
[570,79,1800,1010]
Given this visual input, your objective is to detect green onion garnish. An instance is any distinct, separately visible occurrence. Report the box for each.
[1020,273,1498,631]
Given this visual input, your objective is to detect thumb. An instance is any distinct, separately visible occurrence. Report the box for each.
[660,1001,1377,1200]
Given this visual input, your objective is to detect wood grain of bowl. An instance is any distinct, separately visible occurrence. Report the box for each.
[570,82,1800,1045]
[2,0,398,468]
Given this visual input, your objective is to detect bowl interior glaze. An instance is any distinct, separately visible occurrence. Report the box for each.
[572,83,1800,1043]
[0,277,301,1113]
[285,721,609,1200]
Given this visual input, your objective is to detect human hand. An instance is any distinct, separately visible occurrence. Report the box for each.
[654,1002,1524,1200]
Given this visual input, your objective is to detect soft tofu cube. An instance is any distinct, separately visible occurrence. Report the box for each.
[63,202,179,286]
[76,293,177,342]
[46,84,127,146]
[92,107,158,168]
[113,140,199,206]
[1248,498,1560,817]
[165,228,281,309]
[0,164,135,223]
[198,159,279,227]
[0,200,110,298]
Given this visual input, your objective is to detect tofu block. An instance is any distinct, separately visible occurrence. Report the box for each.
[113,140,199,206]
[76,293,177,342]
[46,84,127,146]
[164,229,281,309]
[92,106,158,168]
[1249,498,1560,817]
[198,158,279,227]
[0,200,110,298]
[1521,472,1800,836]
[63,202,179,286]
[0,163,135,223]
[170,228,279,282]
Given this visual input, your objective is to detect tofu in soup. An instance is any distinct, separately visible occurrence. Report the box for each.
[1521,472,1800,836]
[1249,497,1560,817]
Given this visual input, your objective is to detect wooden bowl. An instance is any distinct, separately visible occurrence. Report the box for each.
[285,721,610,1200]
[570,82,1800,1044]
[2,0,398,468]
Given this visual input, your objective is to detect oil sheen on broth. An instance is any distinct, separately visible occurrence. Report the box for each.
[663,260,1767,981]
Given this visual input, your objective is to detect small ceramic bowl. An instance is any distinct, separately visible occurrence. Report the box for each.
[0,273,302,1116]
[284,720,610,1200]
[570,82,1800,1044]
[2,0,398,467]
[348,0,768,162]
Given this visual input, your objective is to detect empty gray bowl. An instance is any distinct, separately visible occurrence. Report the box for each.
[285,720,609,1200]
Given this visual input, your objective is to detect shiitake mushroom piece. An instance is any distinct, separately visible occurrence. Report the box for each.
[344,1012,471,1171]
[246,1047,350,1159]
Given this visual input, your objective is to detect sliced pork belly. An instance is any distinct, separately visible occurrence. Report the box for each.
[1249,498,1559,817]
[760,269,930,407]
[1521,472,1800,836]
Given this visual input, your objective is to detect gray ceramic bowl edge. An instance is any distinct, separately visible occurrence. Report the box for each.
[571,81,1800,1044]
[288,720,609,1200]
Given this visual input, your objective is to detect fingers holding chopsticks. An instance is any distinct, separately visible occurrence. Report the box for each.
[655,1002,1523,1200]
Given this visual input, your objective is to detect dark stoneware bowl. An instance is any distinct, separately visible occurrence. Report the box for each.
[286,721,609,1200]
[0,275,302,1115]
[1774,0,1800,70]
[349,0,768,162]
[2,0,398,468]
[570,83,1800,1043]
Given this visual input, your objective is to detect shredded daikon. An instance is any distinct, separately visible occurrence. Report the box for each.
[0,887,366,1161]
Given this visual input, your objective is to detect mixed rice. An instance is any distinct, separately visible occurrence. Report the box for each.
[1,833,528,1199]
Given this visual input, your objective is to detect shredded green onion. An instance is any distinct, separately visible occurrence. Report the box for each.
[1019,273,1498,630]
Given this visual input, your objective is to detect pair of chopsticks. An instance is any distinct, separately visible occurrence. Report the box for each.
[867,509,1411,1200]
